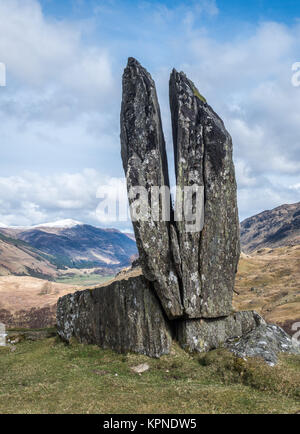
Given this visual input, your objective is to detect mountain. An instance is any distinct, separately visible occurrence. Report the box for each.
[240,202,300,253]
[0,219,83,230]
[0,221,137,276]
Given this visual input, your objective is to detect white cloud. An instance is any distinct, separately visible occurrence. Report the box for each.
[0,0,114,96]
[0,169,126,227]
[0,0,299,226]
[153,20,300,220]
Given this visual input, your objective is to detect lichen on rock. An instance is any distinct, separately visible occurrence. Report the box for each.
[225,323,300,366]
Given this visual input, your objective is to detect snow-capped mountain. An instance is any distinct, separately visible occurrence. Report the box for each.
[31,219,84,229]
[0,219,84,230]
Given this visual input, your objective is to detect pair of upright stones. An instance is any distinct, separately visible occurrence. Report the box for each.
[57,58,261,357]
[121,57,239,322]
[119,57,260,353]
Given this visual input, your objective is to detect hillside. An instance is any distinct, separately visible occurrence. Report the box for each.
[0,232,58,279]
[1,243,299,331]
[240,202,300,253]
[233,245,300,335]
[0,221,137,277]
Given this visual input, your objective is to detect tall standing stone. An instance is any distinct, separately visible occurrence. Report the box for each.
[120,58,183,319]
[169,70,240,318]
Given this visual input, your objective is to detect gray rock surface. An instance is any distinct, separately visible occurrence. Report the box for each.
[226,323,300,366]
[57,275,172,358]
[177,311,265,353]
[169,70,240,318]
[120,57,183,320]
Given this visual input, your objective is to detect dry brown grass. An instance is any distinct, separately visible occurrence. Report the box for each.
[234,245,300,333]
[0,276,81,314]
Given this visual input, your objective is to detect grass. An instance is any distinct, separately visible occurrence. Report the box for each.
[0,336,299,414]
[55,274,112,287]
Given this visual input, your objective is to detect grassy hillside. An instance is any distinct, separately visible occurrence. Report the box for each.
[234,245,300,334]
[0,336,299,414]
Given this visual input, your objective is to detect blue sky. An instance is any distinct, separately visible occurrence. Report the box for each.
[0,0,299,229]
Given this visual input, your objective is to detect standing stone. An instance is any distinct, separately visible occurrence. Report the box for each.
[169,70,240,318]
[57,275,172,358]
[120,58,183,319]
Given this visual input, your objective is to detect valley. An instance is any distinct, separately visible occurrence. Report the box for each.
[0,204,299,332]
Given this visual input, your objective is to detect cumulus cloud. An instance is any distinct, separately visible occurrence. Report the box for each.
[0,0,299,226]
[0,0,114,97]
[0,169,131,228]
[152,20,300,220]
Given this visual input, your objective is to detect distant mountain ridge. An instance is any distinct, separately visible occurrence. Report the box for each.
[0,221,137,279]
[0,218,83,230]
[2,202,299,279]
[240,202,300,253]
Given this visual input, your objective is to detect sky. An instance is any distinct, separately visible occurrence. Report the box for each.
[0,0,299,230]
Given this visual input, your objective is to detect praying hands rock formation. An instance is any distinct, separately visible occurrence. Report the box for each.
[121,58,240,320]
[56,57,299,363]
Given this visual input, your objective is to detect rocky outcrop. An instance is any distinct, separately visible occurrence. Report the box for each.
[120,59,240,321]
[57,275,172,358]
[177,311,265,353]
[225,324,300,366]
[56,58,298,365]
[169,70,240,318]
[120,57,183,320]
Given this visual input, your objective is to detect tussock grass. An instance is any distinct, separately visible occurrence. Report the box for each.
[0,337,299,414]
[198,349,300,399]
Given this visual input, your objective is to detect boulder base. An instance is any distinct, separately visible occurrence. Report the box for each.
[225,323,300,366]
[176,311,265,353]
[57,275,172,358]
